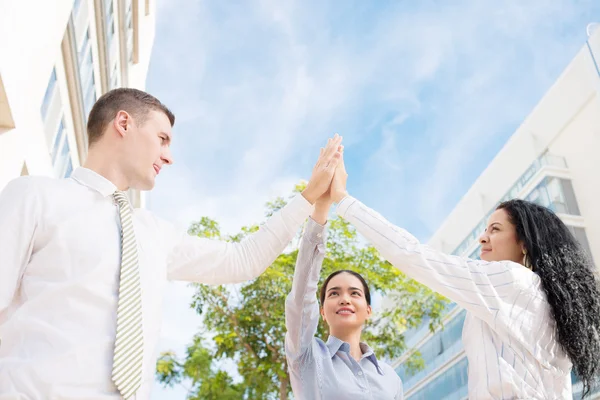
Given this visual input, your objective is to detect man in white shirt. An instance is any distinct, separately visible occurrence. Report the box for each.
[0,88,343,399]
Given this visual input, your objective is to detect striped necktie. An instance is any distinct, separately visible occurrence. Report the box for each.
[112,191,144,399]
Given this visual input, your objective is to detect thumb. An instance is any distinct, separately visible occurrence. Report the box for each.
[335,155,345,172]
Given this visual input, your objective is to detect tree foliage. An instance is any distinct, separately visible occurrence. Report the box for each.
[156,185,447,399]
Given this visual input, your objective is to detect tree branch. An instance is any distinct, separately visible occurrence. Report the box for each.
[214,290,260,361]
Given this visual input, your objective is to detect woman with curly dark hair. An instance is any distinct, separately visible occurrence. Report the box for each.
[330,157,600,399]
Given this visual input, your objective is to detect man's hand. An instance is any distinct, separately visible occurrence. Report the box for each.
[302,134,343,205]
[331,151,348,204]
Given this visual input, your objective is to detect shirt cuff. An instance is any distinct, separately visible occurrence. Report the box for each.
[335,195,357,219]
[284,193,314,224]
[304,216,327,244]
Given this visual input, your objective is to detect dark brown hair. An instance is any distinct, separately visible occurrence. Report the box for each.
[319,270,371,306]
[87,88,175,146]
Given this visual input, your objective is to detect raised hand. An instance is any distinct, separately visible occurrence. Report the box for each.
[331,150,348,204]
[302,134,343,205]
[310,144,343,225]
[315,144,343,205]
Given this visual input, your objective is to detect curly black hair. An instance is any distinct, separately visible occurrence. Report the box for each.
[498,199,600,397]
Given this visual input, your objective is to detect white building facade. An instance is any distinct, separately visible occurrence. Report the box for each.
[394,25,600,400]
[0,0,158,206]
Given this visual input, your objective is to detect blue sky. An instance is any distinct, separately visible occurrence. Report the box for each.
[146,1,599,398]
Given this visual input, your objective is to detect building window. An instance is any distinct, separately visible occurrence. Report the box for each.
[125,0,134,62]
[406,357,469,400]
[525,177,581,216]
[40,69,73,179]
[468,245,481,260]
[453,168,578,257]
[84,73,96,116]
[50,119,65,163]
[73,0,83,16]
[77,28,97,120]
[110,63,119,89]
[78,28,90,61]
[145,0,150,15]
[40,68,58,120]
[105,0,115,45]
[397,310,467,391]
[556,179,580,215]
[49,119,73,178]
[453,218,487,257]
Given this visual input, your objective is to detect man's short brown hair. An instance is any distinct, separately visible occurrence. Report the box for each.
[87,88,175,146]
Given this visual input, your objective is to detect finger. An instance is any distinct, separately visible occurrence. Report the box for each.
[325,134,342,153]
[323,135,343,162]
[335,153,346,172]
[321,138,336,160]
[318,138,335,164]
[325,151,342,171]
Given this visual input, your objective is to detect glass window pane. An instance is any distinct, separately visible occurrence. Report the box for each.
[546,177,568,213]
[51,119,65,163]
[73,0,83,16]
[110,64,119,89]
[398,310,467,390]
[407,357,469,400]
[53,134,72,178]
[560,179,580,215]
[78,26,96,123]
[64,158,73,178]
[78,29,90,62]
[41,69,57,120]
[468,245,481,260]
[105,2,115,44]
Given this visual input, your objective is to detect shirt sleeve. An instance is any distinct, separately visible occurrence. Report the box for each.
[396,375,404,400]
[336,196,535,325]
[0,177,39,315]
[165,194,313,284]
[284,217,327,364]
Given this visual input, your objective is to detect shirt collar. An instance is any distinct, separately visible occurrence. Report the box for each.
[325,335,348,356]
[71,167,117,197]
[325,336,385,376]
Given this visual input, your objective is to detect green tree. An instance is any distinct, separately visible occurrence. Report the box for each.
[156,185,448,399]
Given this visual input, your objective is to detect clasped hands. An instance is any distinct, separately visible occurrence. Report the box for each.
[301,134,349,223]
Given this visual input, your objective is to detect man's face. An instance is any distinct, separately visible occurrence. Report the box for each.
[124,110,173,190]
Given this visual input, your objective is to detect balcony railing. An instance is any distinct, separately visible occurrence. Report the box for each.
[452,153,568,256]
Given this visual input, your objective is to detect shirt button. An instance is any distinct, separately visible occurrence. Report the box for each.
[316,233,322,238]
[357,371,363,376]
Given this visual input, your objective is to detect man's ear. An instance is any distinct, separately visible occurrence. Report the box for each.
[114,110,131,137]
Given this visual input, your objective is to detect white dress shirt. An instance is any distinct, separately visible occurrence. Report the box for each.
[337,196,573,400]
[0,167,312,400]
